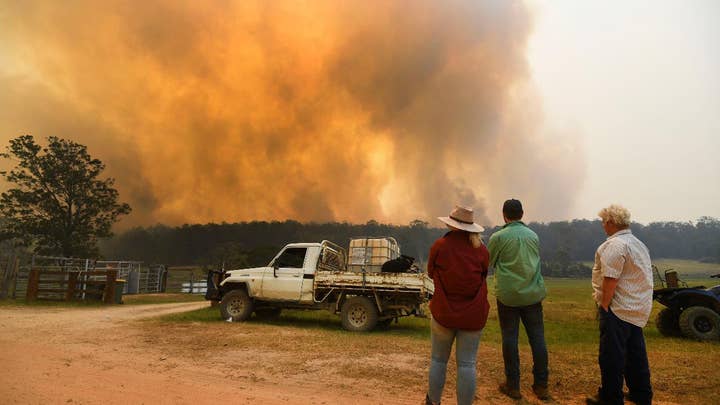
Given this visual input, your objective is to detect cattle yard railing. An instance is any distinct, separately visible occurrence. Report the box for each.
[0,255,169,299]
[0,255,217,299]
[26,269,118,304]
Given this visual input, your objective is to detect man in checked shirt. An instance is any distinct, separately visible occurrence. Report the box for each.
[587,205,653,405]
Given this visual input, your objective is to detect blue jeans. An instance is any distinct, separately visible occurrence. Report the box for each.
[497,300,549,389]
[597,307,652,405]
[427,318,483,405]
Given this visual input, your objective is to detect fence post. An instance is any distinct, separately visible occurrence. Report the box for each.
[160,266,168,292]
[0,256,9,299]
[9,257,19,299]
[103,270,117,304]
[26,268,40,301]
[65,272,79,301]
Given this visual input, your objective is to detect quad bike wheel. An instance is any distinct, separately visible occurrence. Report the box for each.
[678,306,720,341]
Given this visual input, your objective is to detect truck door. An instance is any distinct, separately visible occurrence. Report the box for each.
[261,247,307,301]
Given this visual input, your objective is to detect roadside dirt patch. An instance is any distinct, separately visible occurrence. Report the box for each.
[0,303,682,404]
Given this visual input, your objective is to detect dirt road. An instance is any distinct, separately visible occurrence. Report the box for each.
[0,302,431,404]
[0,303,677,405]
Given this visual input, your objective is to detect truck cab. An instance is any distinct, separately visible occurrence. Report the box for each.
[220,241,345,303]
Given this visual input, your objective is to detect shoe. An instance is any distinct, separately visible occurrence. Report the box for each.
[425,393,440,405]
[498,382,521,400]
[532,384,549,400]
[624,391,651,405]
[586,395,611,405]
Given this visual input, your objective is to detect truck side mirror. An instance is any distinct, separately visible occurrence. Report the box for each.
[273,263,279,278]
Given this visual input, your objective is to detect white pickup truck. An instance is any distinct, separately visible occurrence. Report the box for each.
[211,239,434,331]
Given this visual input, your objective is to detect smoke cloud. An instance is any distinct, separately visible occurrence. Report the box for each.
[0,0,584,227]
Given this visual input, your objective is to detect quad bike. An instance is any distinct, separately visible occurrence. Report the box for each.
[653,266,720,341]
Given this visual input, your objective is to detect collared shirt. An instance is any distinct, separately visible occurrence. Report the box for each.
[591,229,653,327]
[488,221,546,306]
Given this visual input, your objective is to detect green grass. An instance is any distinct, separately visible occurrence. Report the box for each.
[152,277,719,360]
[151,278,689,345]
[155,277,719,347]
[583,259,720,279]
[652,258,720,278]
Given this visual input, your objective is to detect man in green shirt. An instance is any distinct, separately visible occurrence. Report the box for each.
[488,199,549,401]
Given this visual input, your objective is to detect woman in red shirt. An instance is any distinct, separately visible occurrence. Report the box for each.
[425,206,490,405]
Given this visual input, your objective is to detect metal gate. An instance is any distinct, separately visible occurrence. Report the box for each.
[1,255,167,298]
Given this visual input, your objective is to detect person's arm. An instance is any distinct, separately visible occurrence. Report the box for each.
[600,276,619,311]
[481,246,490,277]
[487,234,499,268]
[427,242,439,278]
[598,240,625,311]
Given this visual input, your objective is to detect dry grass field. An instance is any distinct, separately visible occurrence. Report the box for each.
[1,278,718,404]
[154,278,719,404]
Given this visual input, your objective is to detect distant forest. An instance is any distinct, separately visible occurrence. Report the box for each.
[100,217,720,278]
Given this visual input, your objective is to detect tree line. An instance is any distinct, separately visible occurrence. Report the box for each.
[99,217,720,277]
[1,135,718,278]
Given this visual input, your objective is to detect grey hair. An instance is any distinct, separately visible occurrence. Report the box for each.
[598,204,631,227]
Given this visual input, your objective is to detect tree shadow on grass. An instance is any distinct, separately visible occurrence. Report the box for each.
[166,306,431,338]
[252,310,430,338]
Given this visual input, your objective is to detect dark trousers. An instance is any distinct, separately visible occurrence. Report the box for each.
[598,307,653,405]
[497,300,549,389]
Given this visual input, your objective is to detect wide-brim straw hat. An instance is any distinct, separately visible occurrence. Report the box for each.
[438,205,484,233]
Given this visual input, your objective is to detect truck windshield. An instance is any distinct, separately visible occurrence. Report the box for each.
[273,247,307,268]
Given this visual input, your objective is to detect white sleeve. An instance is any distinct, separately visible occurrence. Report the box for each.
[599,241,625,279]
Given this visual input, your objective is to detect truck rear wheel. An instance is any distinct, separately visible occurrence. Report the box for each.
[341,296,379,332]
[679,306,720,341]
[220,289,254,322]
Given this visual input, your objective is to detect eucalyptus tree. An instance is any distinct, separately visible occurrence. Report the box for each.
[0,135,131,257]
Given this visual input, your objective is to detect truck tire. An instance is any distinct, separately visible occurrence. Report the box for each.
[220,289,254,322]
[679,306,720,341]
[255,307,282,320]
[656,308,681,337]
[341,296,379,332]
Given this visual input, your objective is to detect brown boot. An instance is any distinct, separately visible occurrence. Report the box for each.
[586,395,612,405]
[498,382,521,400]
[533,384,550,400]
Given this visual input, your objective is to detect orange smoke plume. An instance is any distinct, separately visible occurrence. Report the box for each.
[0,1,584,227]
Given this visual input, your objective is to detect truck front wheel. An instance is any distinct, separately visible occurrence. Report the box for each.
[341,296,379,332]
[220,289,254,322]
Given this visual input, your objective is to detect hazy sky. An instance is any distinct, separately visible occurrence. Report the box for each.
[0,0,717,227]
[527,0,720,224]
